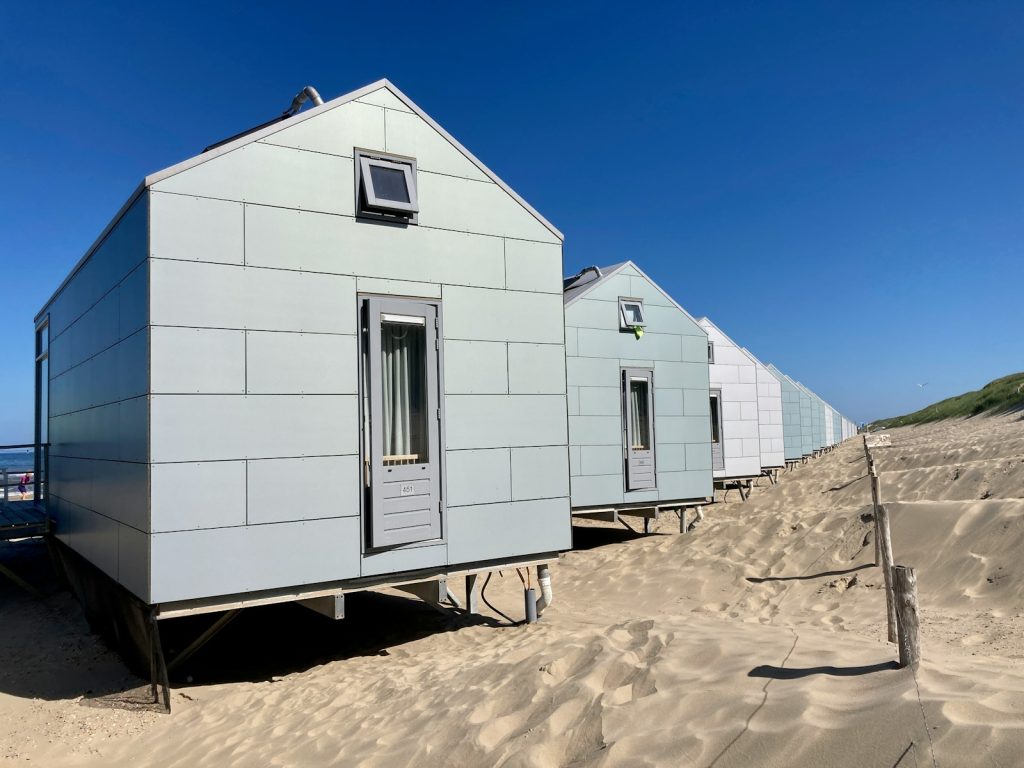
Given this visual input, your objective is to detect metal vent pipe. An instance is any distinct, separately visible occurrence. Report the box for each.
[284,85,324,117]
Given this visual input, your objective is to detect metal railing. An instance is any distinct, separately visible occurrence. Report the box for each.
[0,443,48,507]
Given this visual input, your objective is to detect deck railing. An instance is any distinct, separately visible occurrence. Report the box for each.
[0,443,48,507]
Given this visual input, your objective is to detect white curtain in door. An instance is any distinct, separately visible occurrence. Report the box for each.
[630,380,649,450]
[382,323,425,458]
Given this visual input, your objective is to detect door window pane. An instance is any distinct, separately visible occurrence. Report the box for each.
[381,319,428,465]
[630,378,651,450]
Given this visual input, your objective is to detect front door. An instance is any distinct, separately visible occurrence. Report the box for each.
[362,297,442,548]
[623,368,656,490]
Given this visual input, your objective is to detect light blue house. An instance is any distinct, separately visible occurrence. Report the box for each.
[35,80,573,658]
[766,364,803,463]
[563,262,713,529]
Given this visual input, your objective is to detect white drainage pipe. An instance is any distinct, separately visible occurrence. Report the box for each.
[535,564,553,616]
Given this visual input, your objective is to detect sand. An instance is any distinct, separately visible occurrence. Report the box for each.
[1,413,1022,767]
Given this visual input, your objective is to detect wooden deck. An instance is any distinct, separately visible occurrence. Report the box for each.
[0,501,49,541]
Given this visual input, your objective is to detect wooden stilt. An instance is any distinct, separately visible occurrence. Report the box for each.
[150,613,171,713]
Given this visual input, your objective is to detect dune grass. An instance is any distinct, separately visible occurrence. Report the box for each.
[870,372,1024,430]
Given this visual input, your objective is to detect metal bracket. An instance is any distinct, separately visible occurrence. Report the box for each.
[298,593,345,620]
[394,578,450,613]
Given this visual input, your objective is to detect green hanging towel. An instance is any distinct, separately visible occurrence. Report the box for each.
[633,326,644,339]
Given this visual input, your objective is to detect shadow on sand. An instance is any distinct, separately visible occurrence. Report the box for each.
[0,537,508,707]
[570,523,664,551]
[749,660,899,679]
[745,563,874,584]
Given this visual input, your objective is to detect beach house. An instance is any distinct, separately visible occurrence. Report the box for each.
[697,317,762,497]
[562,262,713,530]
[34,80,573,676]
[741,348,786,478]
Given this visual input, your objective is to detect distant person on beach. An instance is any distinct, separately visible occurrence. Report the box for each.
[18,473,30,497]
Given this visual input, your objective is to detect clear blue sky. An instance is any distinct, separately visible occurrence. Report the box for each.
[2,2,1022,440]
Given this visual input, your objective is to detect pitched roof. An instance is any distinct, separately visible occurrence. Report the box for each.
[37,79,562,321]
[562,261,704,329]
[146,79,563,242]
[697,316,758,367]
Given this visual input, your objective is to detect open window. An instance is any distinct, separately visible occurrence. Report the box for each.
[707,341,715,364]
[623,368,656,490]
[618,297,646,330]
[355,150,418,223]
[362,297,442,548]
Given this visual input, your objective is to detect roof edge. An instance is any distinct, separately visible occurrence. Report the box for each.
[564,261,706,333]
[144,79,563,242]
[35,181,147,323]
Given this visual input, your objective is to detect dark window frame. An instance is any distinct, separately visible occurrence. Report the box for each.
[354,149,419,224]
[618,297,646,329]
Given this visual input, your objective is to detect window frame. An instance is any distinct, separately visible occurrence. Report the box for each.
[707,340,715,364]
[709,390,722,445]
[355,149,419,223]
[618,297,646,330]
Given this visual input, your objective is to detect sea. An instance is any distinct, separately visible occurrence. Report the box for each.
[0,450,36,472]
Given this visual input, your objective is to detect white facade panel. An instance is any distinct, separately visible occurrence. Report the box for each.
[150,517,362,603]
[504,240,564,294]
[244,205,506,289]
[246,455,360,524]
[246,332,357,395]
[443,286,564,344]
[445,448,512,507]
[150,394,358,462]
[416,170,559,244]
[444,395,568,450]
[443,340,509,394]
[508,343,567,395]
[151,327,246,394]
[150,192,244,265]
[150,259,356,334]
[151,461,247,532]
[152,142,355,217]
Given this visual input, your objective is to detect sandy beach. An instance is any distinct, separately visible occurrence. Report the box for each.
[1,413,1022,767]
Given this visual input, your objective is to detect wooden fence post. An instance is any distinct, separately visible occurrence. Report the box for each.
[893,565,920,669]
[876,504,898,644]
[869,467,882,564]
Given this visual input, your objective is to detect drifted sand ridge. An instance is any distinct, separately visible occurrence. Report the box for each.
[1,415,1022,766]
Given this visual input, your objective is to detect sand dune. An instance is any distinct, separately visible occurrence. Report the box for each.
[1,414,1022,766]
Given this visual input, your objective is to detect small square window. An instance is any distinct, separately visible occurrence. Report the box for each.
[355,150,418,222]
[707,341,715,364]
[618,298,646,329]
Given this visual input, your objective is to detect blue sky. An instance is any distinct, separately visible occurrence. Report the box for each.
[1,2,1022,439]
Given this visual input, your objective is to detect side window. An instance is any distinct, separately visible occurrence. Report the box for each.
[707,341,715,364]
[623,368,656,490]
